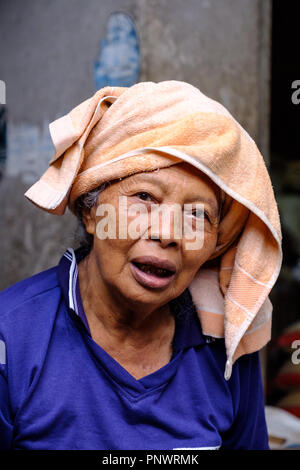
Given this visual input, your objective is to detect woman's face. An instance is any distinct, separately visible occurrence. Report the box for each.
[83,162,220,310]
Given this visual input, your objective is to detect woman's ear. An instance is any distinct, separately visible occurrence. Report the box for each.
[82,208,96,235]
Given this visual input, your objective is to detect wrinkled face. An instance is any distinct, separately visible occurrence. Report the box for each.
[83,162,220,309]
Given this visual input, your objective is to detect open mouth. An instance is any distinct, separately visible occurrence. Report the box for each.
[130,257,176,289]
[131,262,175,278]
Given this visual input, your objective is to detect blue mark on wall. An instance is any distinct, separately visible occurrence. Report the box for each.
[94,12,140,89]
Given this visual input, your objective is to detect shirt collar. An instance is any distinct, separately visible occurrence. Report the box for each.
[57,247,91,334]
[57,247,208,350]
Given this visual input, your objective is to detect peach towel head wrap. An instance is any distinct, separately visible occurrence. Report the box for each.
[24,80,282,380]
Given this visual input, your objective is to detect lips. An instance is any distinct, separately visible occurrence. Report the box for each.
[131,256,176,273]
[130,256,176,289]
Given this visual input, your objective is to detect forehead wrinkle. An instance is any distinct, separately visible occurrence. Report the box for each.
[123,171,167,189]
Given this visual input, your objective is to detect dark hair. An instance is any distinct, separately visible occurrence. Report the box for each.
[73,182,110,257]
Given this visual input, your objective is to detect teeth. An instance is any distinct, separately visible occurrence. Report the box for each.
[136,263,172,277]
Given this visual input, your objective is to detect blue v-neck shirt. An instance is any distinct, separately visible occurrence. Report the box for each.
[0,248,269,450]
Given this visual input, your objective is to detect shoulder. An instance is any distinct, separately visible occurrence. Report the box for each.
[0,266,62,333]
[202,336,262,392]
[0,266,66,413]
[0,266,59,312]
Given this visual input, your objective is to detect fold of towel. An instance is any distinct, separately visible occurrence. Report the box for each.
[24,81,282,380]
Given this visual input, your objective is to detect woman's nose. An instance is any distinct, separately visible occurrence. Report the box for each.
[149,219,181,248]
[149,233,178,248]
[146,205,183,248]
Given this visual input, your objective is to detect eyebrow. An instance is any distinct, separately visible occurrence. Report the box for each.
[128,173,219,217]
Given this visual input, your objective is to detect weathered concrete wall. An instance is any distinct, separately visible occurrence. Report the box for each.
[0,0,271,290]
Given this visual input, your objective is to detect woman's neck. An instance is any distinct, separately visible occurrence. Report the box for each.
[77,251,175,350]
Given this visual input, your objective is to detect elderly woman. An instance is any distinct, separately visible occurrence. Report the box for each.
[0,81,282,450]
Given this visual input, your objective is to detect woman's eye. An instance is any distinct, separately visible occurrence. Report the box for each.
[192,209,205,218]
[135,192,154,202]
[191,210,211,223]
